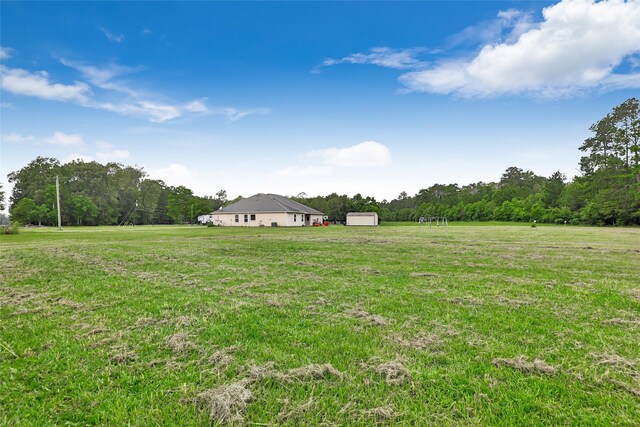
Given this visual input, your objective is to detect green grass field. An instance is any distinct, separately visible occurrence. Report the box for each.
[1,224,639,425]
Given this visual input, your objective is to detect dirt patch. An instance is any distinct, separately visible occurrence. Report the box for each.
[493,356,556,375]
[195,380,253,425]
[165,333,196,353]
[345,308,389,327]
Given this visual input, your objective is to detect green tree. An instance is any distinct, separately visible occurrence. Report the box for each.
[11,197,38,224]
[167,186,194,223]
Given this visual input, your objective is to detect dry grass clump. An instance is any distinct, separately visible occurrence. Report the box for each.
[165,333,196,353]
[345,308,389,327]
[409,272,439,278]
[247,362,341,383]
[284,363,342,382]
[196,380,253,425]
[368,358,411,385]
[109,350,137,364]
[441,296,484,306]
[208,346,238,370]
[389,333,442,350]
[493,356,556,375]
[602,318,640,326]
[361,406,397,422]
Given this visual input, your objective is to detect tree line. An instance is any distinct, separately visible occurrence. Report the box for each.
[297,98,639,226]
[5,98,639,226]
[7,158,229,226]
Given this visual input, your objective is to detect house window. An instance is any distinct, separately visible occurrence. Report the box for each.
[235,215,239,223]
[244,214,249,223]
[294,214,296,222]
[250,214,256,221]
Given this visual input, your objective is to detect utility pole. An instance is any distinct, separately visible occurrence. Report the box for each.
[55,175,62,230]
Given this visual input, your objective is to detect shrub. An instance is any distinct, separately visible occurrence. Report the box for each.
[1,222,21,235]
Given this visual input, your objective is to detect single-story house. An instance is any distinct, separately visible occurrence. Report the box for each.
[210,193,324,227]
[346,211,378,226]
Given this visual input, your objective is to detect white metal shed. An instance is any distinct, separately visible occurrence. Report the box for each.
[346,212,378,226]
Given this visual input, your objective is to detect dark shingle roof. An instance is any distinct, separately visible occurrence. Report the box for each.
[216,194,323,215]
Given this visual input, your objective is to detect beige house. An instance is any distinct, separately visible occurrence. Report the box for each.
[210,193,324,227]
[346,212,378,226]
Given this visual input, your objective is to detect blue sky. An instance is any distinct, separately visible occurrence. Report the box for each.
[2,0,639,208]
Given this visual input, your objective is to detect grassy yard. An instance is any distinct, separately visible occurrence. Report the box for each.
[1,224,639,425]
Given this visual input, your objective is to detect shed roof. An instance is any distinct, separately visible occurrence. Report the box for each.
[346,212,378,216]
[216,194,323,215]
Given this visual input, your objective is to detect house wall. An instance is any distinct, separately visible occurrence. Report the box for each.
[212,212,320,227]
[346,213,378,226]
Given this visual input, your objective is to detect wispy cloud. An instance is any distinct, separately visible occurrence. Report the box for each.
[1,132,35,143]
[0,46,13,60]
[43,131,85,146]
[95,142,130,162]
[316,47,433,72]
[0,65,91,102]
[100,27,124,43]
[2,54,269,123]
[307,140,391,168]
[274,165,333,177]
[274,141,391,179]
[60,58,141,96]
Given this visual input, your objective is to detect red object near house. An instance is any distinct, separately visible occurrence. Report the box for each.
[323,221,329,226]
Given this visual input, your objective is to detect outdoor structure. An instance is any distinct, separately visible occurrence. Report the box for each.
[197,214,213,224]
[209,193,324,227]
[346,212,378,226]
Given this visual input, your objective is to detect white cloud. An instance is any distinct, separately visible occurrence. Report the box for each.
[147,163,196,188]
[317,47,431,71]
[95,141,130,162]
[0,65,90,102]
[60,58,140,96]
[98,100,182,123]
[100,27,124,43]
[0,102,12,109]
[43,131,85,146]
[400,0,640,97]
[307,140,391,168]
[273,165,334,177]
[184,99,209,113]
[0,46,13,60]
[1,132,35,143]
[211,107,271,121]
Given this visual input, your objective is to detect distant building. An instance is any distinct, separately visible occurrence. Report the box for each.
[346,212,378,226]
[210,193,324,227]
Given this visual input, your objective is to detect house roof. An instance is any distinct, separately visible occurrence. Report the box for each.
[215,194,324,215]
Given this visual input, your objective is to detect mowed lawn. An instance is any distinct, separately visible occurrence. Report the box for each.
[1,224,639,426]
